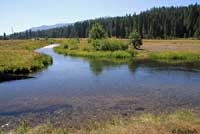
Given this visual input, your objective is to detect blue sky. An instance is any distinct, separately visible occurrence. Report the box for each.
[0,0,199,35]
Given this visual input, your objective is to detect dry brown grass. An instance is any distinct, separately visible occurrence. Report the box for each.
[135,40,200,65]
[142,39,200,52]
[77,111,200,134]
[5,111,199,134]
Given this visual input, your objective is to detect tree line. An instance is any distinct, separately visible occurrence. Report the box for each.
[3,4,200,40]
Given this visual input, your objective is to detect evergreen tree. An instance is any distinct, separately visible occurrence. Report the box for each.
[89,23,107,39]
[3,33,7,40]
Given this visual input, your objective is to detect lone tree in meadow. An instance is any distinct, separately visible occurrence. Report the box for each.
[89,23,107,40]
[129,31,143,49]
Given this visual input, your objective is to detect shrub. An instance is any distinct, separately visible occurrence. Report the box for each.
[62,39,79,50]
[90,39,103,50]
[91,39,129,51]
[128,49,137,57]
[129,31,143,49]
[102,39,129,51]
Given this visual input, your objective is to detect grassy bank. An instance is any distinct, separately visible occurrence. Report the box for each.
[55,49,133,59]
[135,51,200,67]
[54,38,200,67]
[135,51,200,68]
[0,40,52,74]
[148,51,200,61]
[54,39,135,59]
[4,111,200,134]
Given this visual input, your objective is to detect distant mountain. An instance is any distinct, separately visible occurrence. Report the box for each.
[29,23,71,31]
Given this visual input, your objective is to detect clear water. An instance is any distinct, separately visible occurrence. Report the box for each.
[0,44,200,127]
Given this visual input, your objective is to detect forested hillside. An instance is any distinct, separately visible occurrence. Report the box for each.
[7,4,200,39]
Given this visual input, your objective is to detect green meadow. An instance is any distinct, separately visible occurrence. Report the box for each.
[0,40,52,74]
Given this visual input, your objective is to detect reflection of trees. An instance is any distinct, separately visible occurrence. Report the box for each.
[89,60,104,75]
[128,61,139,74]
[88,59,129,75]
[89,58,198,76]
[0,73,33,82]
[88,58,182,76]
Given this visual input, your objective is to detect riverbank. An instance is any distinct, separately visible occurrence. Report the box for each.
[3,110,200,134]
[1,39,200,133]
[54,38,135,59]
[0,40,52,75]
[54,39,200,67]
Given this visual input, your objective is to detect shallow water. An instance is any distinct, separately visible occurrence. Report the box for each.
[0,44,200,127]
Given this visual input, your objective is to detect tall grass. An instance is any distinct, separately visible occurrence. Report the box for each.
[0,40,52,74]
[77,111,200,134]
[54,49,132,59]
[54,38,200,62]
[54,38,135,59]
[134,51,200,68]
[4,111,200,134]
[148,51,200,61]
[0,40,49,50]
[91,39,129,51]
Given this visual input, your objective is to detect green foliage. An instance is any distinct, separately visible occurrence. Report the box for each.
[90,39,102,50]
[16,122,28,134]
[62,39,79,50]
[54,49,132,59]
[129,31,143,49]
[47,38,56,44]
[144,51,200,67]
[54,39,133,59]
[128,49,138,57]
[91,39,129,51]
[101,39,129,51]
[89,23,107,39]
[111,51,132,58]
[0,40,52,74]
[148,51,200,61]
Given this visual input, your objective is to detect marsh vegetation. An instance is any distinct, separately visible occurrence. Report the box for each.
[2,111,200,134]
[54,38,200,68]
[0,40,52,75]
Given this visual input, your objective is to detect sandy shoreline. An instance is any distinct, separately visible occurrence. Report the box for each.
[43,44,60,49]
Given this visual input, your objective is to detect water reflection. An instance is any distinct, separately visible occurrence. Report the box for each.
[88,59,129,75]
[87,58,200,76]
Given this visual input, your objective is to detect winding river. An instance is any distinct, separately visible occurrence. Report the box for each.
[0,44,200,128]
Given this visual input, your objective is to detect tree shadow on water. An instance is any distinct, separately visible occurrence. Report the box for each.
[0,73,34,83]
[88,59,130,76]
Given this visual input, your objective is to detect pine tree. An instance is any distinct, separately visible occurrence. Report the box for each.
[3,33,7,40]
